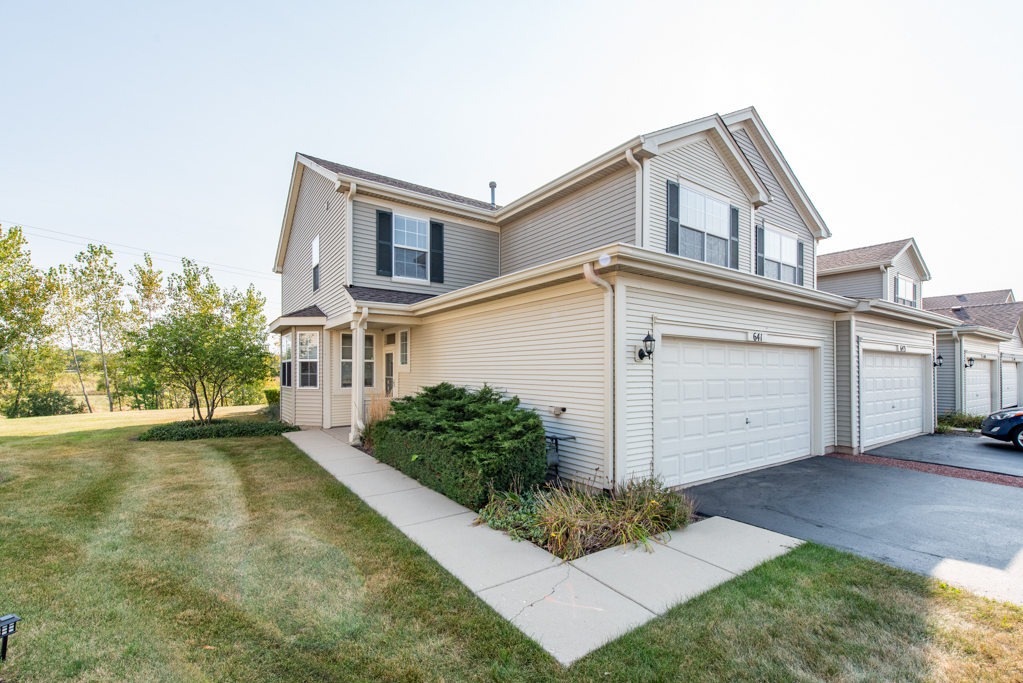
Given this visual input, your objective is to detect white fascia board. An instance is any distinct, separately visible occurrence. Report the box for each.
[270,316,327,334]
[894,238,933,281]
[936,325,1012,341]
[852,299,958,328]
[641,114,770,207]
[721,107,832,239]
[274,156,305,273]
[818,262,891,277]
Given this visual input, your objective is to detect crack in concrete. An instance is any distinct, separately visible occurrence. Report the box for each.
[511,566,571,622]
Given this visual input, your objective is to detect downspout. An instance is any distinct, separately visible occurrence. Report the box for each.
[350,306,369,443]
[583,262,615,486]
[881,265,889,301]
[625,149,643,248]
[952,329,961,412]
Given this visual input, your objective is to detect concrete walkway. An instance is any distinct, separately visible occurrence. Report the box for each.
[285,429,801,665]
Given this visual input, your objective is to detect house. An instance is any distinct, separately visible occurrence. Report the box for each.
[814,239,958,452]
[922,291,1023,414]
[270,107,955,487]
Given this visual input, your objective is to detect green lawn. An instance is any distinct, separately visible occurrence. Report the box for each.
[0,410,1020,682]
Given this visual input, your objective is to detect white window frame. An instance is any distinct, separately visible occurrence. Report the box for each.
[297,331,319,388]
[339,333,375,388]
[399,329,409,368]
[676,182,732,269]
[280,333,292,387]
[392,213,430,282]
[312,235,320,291]
[895,274,917,307]
[763,223,799,284]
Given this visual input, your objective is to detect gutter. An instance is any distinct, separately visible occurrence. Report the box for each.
[582,262,615,485]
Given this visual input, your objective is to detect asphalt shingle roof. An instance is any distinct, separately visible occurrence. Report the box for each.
[345,286,436,305]
[282,304,325,318]
[923,289,1013,310]
[301,154,498,211]
[929,301,1023,334]
[817,239,913,273]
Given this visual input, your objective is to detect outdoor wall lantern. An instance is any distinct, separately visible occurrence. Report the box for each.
[966,357,975,368]
[934,355,943,368]
[1,614,21,661]
[636,332,656,361]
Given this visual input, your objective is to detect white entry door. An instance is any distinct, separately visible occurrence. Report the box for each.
[966,360,993,415]
[1002,362,1018,408]
[656,339,812,487]
[860,351,925,448]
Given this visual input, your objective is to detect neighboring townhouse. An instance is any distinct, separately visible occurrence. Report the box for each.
[270,107,953,488]
[923,291,1023,414]
[816,239,958,452]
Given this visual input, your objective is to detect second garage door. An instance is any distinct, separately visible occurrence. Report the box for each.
[860,351,925,448]
[966,360,993,415]
[1002,362,1018,409]
[656,339,812,487]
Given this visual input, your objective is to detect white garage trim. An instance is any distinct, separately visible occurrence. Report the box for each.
[652,321,825,486]
[856,336,934,450]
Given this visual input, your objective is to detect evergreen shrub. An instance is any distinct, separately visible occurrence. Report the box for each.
[138,419,299,441]
[367,383,546,509]
[264,388,280,405]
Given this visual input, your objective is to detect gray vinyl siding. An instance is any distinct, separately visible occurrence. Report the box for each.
[1001,329,1023,357]
[351,201,499,294]
[281,168,350,319]
[731,127,816,285]
[817,270,884,300]
[889,249,923,306]
[646,139,752,272]
[936,336,956,415]
[836,320,852,447]
[499,169,636,275]
[622,276,836,478]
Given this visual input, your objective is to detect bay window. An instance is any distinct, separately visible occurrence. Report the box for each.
[297,331,319,388]
[280,333,292,387]
[340,334,375,388]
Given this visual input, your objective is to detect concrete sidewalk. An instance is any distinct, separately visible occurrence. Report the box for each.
[286,429,801,665]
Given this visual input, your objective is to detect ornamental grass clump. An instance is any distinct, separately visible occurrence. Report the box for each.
[937,411,985,429]
[476,477,694,560]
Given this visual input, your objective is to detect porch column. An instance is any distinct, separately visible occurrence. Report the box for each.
[350,313,366,444]
[321,329,332,429]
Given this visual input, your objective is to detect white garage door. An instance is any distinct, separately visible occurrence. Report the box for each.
[860,351,924,448]
[656,339,812,486]
[966,360,992,415]
[1002,362,1018,408]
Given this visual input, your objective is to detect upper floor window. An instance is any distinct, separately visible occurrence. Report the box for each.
[280,333,292,387]
[311,235,320,291]
[895,274,917,307]
[376,210,445,284]
[666,181,738,270]
[297,331,319,387]
[756,224,805,285]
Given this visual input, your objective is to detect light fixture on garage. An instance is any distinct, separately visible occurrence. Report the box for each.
[966,357,975,368]
[636,332,656,361]
[934,355,943,368]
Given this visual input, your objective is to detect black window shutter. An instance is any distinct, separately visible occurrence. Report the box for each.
[376,211,393,277]
[912,282,918,302]
[894,275,899,300]
[796,241,804,286]
[729,206,739,270]
[755,225,765,276]
[429,221,444,283]
[666,181,680,255]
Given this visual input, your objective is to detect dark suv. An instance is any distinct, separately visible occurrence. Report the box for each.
[980,409,1023,450]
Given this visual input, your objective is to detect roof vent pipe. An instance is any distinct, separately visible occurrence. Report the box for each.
[489,181,497,209]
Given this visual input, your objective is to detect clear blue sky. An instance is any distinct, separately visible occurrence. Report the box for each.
[2,0,1021,319]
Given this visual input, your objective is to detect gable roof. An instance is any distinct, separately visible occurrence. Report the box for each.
[929,301,1023,335]
[817,238,931,280]
[923,289,1014,310]
[721,107,831,239]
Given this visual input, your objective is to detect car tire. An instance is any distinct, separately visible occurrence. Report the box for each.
[1011,426,1023,451]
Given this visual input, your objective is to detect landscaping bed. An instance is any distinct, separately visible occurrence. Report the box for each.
[138,418,299,441]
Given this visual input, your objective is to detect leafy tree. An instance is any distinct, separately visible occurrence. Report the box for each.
[73,245,124,412]
[52,265,92,412]
[0,338,66,418]
[132,260,271,424]
[123,254,167,409]
[0,225,52,353]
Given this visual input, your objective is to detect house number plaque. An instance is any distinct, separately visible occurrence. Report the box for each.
[751,332,765,342]
[897,345,907,352]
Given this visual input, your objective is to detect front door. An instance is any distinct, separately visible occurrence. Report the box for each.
[385,352,394,397]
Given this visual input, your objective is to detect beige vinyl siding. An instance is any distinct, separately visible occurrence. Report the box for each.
[889,250,923,306]
[294,326,324,426]
[281,169,350,318]
[622,276,836,477]
[731,127,816,285]
[963,335,1001,358]
[280,328,295,424]
[499,169,636,275]
[351,201,499,294]
[646,139,752,273]
[399,281,609,483]
[817,270,884,300]
[328,330,384,427]
[836,320,852,447]
[936,336,957,415]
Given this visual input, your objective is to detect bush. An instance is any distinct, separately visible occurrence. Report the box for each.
[260,403,281,422]
[477,478,695,560]
[938,411,984,429]
[2,390,85,418]
[264,388,280,405]
[367,383,546,509]
[138,419,300,441]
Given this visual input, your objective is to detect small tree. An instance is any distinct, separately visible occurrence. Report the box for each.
[73,245,124,412]
[132,260,271,424]
[52,265,92,412]
[0,225,51,353]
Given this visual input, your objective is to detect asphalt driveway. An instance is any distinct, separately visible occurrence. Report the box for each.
[866,433,1023,477]
[689,456,1023,604]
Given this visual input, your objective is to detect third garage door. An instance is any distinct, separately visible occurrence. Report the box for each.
[656,339,812,487]
[966,360,993,415]
[1002,362,1018,409]
[861,351,924,448]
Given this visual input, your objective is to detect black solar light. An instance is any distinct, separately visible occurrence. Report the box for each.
[637,332,656,361]
[934,355,943,368]
[0,614,21,661]
[966,357,975,368]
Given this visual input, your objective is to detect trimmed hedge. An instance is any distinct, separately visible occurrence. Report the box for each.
[264,388,280,405]
[367,383,546,509]
[138,419,300,441]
